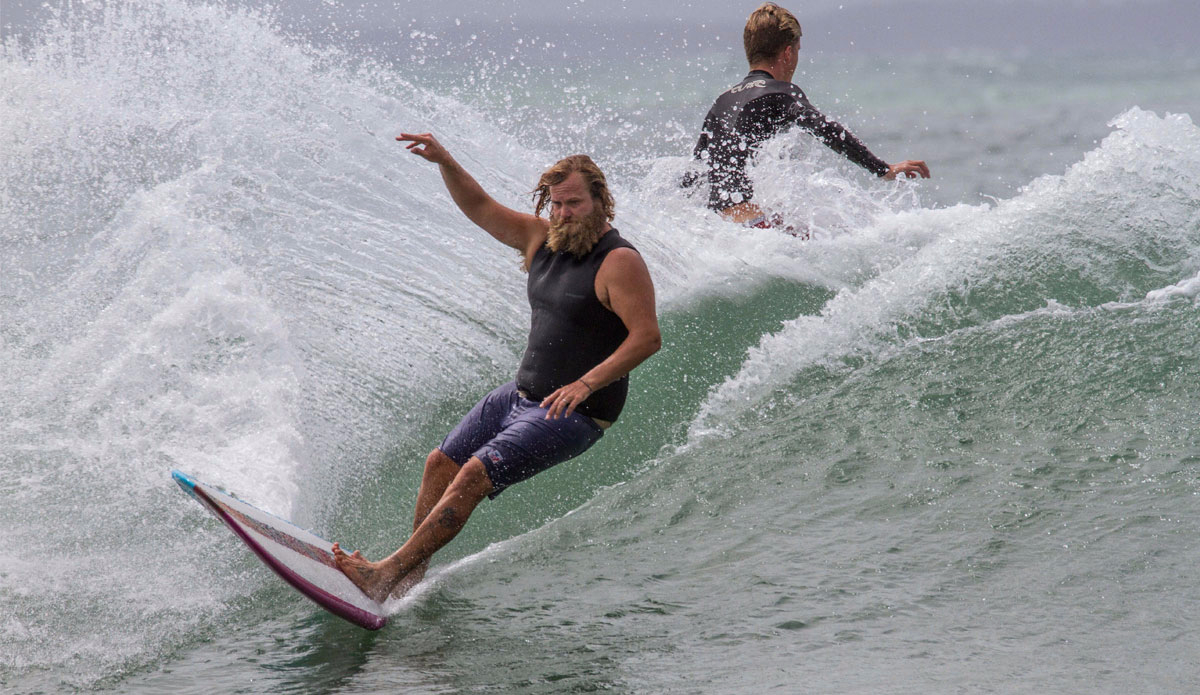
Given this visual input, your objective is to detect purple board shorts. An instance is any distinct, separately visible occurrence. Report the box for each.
[439,382,604,497]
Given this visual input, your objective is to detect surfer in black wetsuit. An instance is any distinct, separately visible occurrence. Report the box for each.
[688,2,930,228]
[331,134,661,603]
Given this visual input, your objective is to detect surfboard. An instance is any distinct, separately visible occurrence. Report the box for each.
[171,470,388,630]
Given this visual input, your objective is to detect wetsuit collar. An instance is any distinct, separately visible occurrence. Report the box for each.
[747,68,775,80]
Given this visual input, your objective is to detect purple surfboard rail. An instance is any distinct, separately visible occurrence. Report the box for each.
[172,470,387,631]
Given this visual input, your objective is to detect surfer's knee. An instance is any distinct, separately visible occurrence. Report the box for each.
[425,448,459,476]
[454,457,495,500]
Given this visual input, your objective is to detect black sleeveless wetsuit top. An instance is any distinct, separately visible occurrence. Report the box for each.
[516,228,636,422]
[691,70,889,211]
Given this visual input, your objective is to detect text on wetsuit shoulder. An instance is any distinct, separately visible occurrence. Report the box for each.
[727,79,767,95]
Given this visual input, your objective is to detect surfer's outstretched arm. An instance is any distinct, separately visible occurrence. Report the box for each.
[397,132,546,261]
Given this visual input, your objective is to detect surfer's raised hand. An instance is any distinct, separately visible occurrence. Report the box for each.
[397,132,452,165]
[884,160,931,180]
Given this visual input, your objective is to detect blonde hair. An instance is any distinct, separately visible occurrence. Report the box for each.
[744,3,802,65]
[531,154,615,221]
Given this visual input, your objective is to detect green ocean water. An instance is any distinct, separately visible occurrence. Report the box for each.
[3,2,1200,693]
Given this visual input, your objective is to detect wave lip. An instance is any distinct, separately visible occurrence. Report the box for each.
[690,107,1200,441]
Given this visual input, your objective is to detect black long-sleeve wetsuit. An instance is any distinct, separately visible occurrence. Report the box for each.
[690,69,889,212]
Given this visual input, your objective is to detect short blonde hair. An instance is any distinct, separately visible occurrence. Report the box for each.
[744,3,802,65]
[531,154,615,221]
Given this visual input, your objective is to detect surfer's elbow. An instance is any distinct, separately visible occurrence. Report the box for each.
[641,327,662,358]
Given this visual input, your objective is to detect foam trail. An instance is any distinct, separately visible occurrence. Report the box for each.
[1145,270,1200,303]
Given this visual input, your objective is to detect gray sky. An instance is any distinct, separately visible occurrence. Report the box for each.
[3,0,1196,55]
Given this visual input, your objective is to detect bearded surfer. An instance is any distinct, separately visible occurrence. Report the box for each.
[687,2,931,230]
[332,133,661,602]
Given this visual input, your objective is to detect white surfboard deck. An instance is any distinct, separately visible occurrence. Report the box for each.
[171,470,387,630]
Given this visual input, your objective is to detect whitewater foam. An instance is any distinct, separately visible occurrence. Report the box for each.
[688,107,1200,441]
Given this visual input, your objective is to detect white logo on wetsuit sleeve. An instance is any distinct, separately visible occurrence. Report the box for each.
[727,79,767,95]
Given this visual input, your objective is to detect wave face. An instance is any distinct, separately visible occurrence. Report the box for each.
[3,2,1200,693]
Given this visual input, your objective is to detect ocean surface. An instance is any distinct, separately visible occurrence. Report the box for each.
[4,2,1200,693]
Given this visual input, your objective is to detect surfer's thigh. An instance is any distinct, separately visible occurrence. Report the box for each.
[437,381,521,465]
[476,407,604,497]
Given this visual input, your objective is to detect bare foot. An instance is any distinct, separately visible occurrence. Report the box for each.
[331,542,397,603]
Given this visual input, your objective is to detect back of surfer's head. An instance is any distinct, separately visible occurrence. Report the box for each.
[744,3,802,65]
[532,154,615,221]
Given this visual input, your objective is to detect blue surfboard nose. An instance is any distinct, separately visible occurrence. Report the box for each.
[171,469,197,494]
[169,469,387,630]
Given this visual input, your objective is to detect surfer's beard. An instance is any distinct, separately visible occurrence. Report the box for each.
[546,206,608,258]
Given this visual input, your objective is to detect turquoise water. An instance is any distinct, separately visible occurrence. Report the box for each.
[3,2,1200,693]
